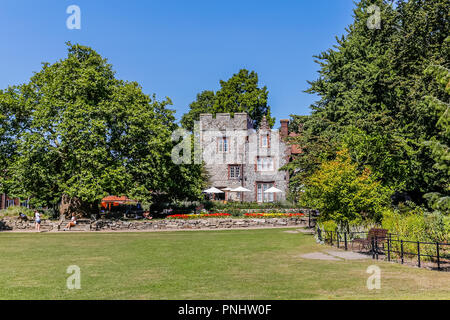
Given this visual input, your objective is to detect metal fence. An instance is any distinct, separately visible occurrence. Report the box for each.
[316,228,450,271]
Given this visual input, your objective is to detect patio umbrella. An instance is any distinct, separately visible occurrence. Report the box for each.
[203,187,224,201]
[230,186,251,202]
[264,187,283,194]
[263,186,282,203]
[203,187,224,194]
[230,187,251,192]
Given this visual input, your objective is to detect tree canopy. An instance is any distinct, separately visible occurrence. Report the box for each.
[0,43,205,215]
[181,69,274,131]
[286,0,449,211]
[423,63,450,213]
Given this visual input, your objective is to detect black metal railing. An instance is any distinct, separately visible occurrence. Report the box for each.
[316,228,449,271]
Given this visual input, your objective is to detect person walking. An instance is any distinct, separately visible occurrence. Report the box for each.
[34,210,41,232]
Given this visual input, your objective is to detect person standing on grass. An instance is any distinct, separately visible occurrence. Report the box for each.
[34,210,41,232]
[64,213,77,231]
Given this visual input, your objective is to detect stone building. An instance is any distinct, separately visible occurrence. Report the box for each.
[199,113,300,203]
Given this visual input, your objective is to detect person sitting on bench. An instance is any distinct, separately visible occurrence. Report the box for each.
[143,211,153,220]
[18,212,28,221]
[64,213,77,230]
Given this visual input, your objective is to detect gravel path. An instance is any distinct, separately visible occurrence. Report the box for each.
[299,252,342,261]
[299,249,371,261]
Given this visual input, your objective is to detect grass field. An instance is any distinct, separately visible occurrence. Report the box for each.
[0,228,449,300]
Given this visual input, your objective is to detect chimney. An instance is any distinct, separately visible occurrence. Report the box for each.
[280,119,289,138]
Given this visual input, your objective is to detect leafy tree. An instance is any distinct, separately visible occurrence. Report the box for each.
[181,69,274,131]
[1,43,204,215]
[0,91,14,193]
[0,85,29,194]
[423,63,450,213]
[301,149,392,227]
[291,0,449,205]
[281,115,339,202]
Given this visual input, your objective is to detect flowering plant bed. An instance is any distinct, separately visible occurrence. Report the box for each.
[167,213,231,219]
[165,213,305,220]
[243,213,305,218]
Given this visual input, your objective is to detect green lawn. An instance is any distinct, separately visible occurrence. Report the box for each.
[0,228,449,300]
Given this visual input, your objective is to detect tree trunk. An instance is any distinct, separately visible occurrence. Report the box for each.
[59,194,99,218]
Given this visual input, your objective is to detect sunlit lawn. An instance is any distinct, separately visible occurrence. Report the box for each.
[0,228,449,300]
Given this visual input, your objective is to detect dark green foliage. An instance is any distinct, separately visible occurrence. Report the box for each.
[287,0,450,207]
[181,69,274,131]
[0,43,205,212]
[423,63,450,213]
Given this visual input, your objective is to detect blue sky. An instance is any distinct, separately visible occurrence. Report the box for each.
[0,0,356,126]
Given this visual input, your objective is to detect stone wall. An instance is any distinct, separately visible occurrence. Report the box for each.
[0,217,61,231]
[91,217,307,231]
[0,217,309,232]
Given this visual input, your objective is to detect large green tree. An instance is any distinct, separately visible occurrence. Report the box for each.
[1,43,204,215]
[288,0,449,204]
[181,69,274,131]
[424,63,450,213]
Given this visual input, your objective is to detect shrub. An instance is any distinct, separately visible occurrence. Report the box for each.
[320,220,338,232]
[301,149,392,228]
[381,206,449,260]
[381,208,426,241]
[0,206,50,219]
[423,212,449,243]
[228,208,242,217]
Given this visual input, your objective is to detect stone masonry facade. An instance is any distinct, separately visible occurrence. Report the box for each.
[199,113,295,203]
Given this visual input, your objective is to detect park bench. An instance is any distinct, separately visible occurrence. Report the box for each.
[58,218,91,231]
[352,228,388,251]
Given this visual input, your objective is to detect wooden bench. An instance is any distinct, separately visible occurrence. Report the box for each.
[352,228,388,251]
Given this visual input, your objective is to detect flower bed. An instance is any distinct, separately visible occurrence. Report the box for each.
[167,213,231,219]
[243,213,305,218]
[166,213,305,219]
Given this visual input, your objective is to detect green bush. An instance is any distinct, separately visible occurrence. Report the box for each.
[381,206,450,260]
[301,149,393,227]
[228,208,243,217]
[321,220,338,232]
[0,206,50,219]
[381,208,425,241]
[423,212,449,243]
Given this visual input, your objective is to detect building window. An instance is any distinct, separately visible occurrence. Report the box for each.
[261,134,270,148]
[257,183,274,203]
[257,157,274,171]
[218,137,228,153]
[6,200,15,208]
[229,165,241,179]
